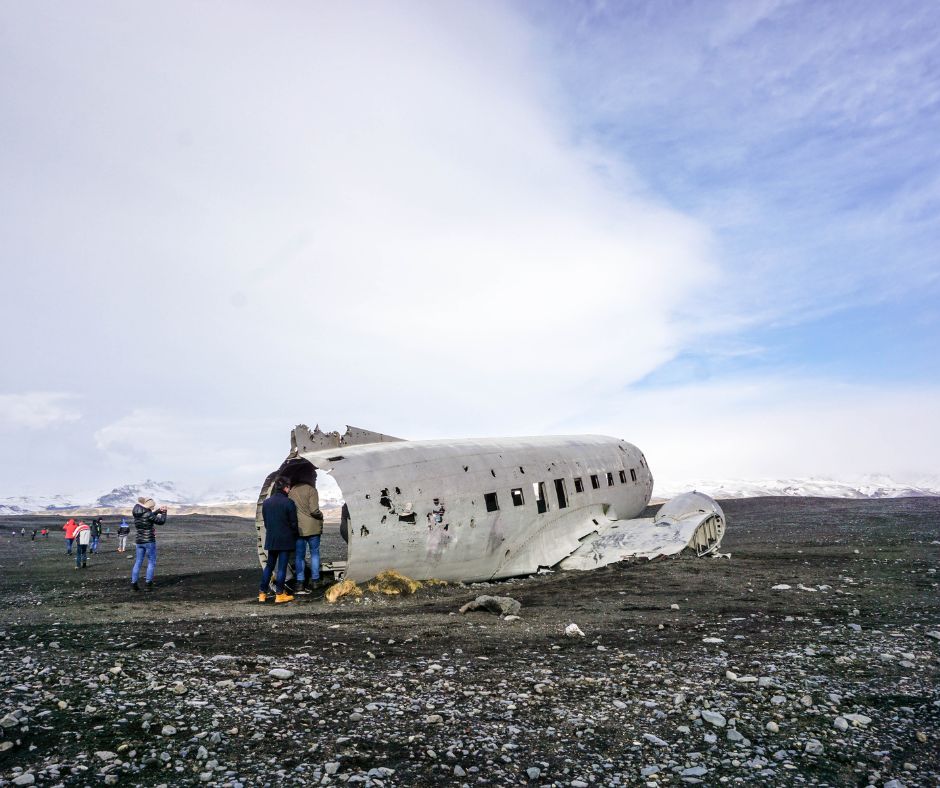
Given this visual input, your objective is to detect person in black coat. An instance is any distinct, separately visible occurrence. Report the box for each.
[258,476,299,603]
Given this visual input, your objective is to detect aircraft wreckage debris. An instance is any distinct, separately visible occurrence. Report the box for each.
[256,424,729,586]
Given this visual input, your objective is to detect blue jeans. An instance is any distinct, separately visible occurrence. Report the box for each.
[90,535,100,553]
[75,544,87,567]
[132,542,157,583]
[66,537,73,555]
[260,550,290,594]
[295,535,321,585]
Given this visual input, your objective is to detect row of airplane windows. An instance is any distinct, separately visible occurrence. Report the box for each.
[483,468,639,514]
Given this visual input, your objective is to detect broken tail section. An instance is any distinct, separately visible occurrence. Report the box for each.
[558,491,726,570]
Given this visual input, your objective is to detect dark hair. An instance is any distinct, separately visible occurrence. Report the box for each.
[273,476,291,492]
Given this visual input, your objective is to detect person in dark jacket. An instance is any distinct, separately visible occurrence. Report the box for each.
[258,476,299,604]
[131,497,167,592]
[117,517,130,553]
[90,517,103,553]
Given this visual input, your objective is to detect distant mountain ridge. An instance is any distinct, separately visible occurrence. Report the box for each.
[2,475,937,516]
[652,475,940,501]
[0,477,346,517]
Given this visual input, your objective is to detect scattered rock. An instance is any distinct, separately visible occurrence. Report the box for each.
[701,710,726,727]
[458,595,521,616]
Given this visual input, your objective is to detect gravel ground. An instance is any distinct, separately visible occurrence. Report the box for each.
[0,497,938,787]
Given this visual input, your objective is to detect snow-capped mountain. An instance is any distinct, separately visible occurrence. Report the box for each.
[2,474,937,516]
[0,475,347,516]
[95,480,192,509]
[653,475,940,501]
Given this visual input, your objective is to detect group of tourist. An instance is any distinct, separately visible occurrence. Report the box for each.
[59,499,165,589]
[37,470,327,603]
[259,460,325,604]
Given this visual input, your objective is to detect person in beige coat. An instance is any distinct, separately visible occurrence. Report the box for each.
[288,461,324,594]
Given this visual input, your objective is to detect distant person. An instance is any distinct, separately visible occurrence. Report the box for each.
[289,464,324,594]
[117,518,130,553]
[31,529,37,541]
[258,476,298,604]
[105,524,111,539]
[131,498,167,592]
[41,528,48,539]
[73,520,91,569]
[90,517,102,554]
[62,518,78,555]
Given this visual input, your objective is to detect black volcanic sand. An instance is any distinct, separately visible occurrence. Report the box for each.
[0,498,938,787]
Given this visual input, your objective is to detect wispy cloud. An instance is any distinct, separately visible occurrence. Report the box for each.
[0,392,80,430]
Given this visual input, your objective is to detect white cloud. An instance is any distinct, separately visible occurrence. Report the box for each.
[93,409,284,486]
[598,377,940,484]
[0,392,80,429]
[0,1,717,432]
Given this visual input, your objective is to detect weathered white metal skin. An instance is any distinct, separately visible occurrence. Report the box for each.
[256,425,727,583]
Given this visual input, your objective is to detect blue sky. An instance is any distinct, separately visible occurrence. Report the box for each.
[526,0,940,387]
[0,0,938,496]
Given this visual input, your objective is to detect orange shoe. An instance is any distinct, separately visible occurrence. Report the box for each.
[275,593,295,604]
[258,592,267,603]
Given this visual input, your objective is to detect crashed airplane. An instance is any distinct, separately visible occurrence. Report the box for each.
[255,424,726,583]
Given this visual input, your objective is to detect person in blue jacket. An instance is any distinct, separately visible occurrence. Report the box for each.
[258,476,299,604]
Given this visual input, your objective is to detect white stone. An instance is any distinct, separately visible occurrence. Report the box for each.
[765,721,779,733]
[834,717,849,731]
[269,668,294,679]
[771,584,791,590]
[804,739,824,755]
[701,710,726,727]
[565,623,585,638]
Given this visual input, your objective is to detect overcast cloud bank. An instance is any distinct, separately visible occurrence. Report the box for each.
[1,1,937,497]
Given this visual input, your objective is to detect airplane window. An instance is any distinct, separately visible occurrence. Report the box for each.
[619,470,627,484]
[510,488,525,506]
[590,474,599,489]
[554,478,569,509]
[606,472,614,486]
[533,482,549,514]
[630,468,637,482]
[573,477,584,493]
[484,492,499,512]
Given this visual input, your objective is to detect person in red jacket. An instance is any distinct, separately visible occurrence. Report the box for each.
[62,518,78,555]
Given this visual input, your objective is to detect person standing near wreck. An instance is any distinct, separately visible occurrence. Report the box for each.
[289,464,324,594]
[131,497,167,592]
[258,476,298,604]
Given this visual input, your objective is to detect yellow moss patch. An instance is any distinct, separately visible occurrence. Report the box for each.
[324,579,363,603]
[366,569,423,595]
[423,578,449,587]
